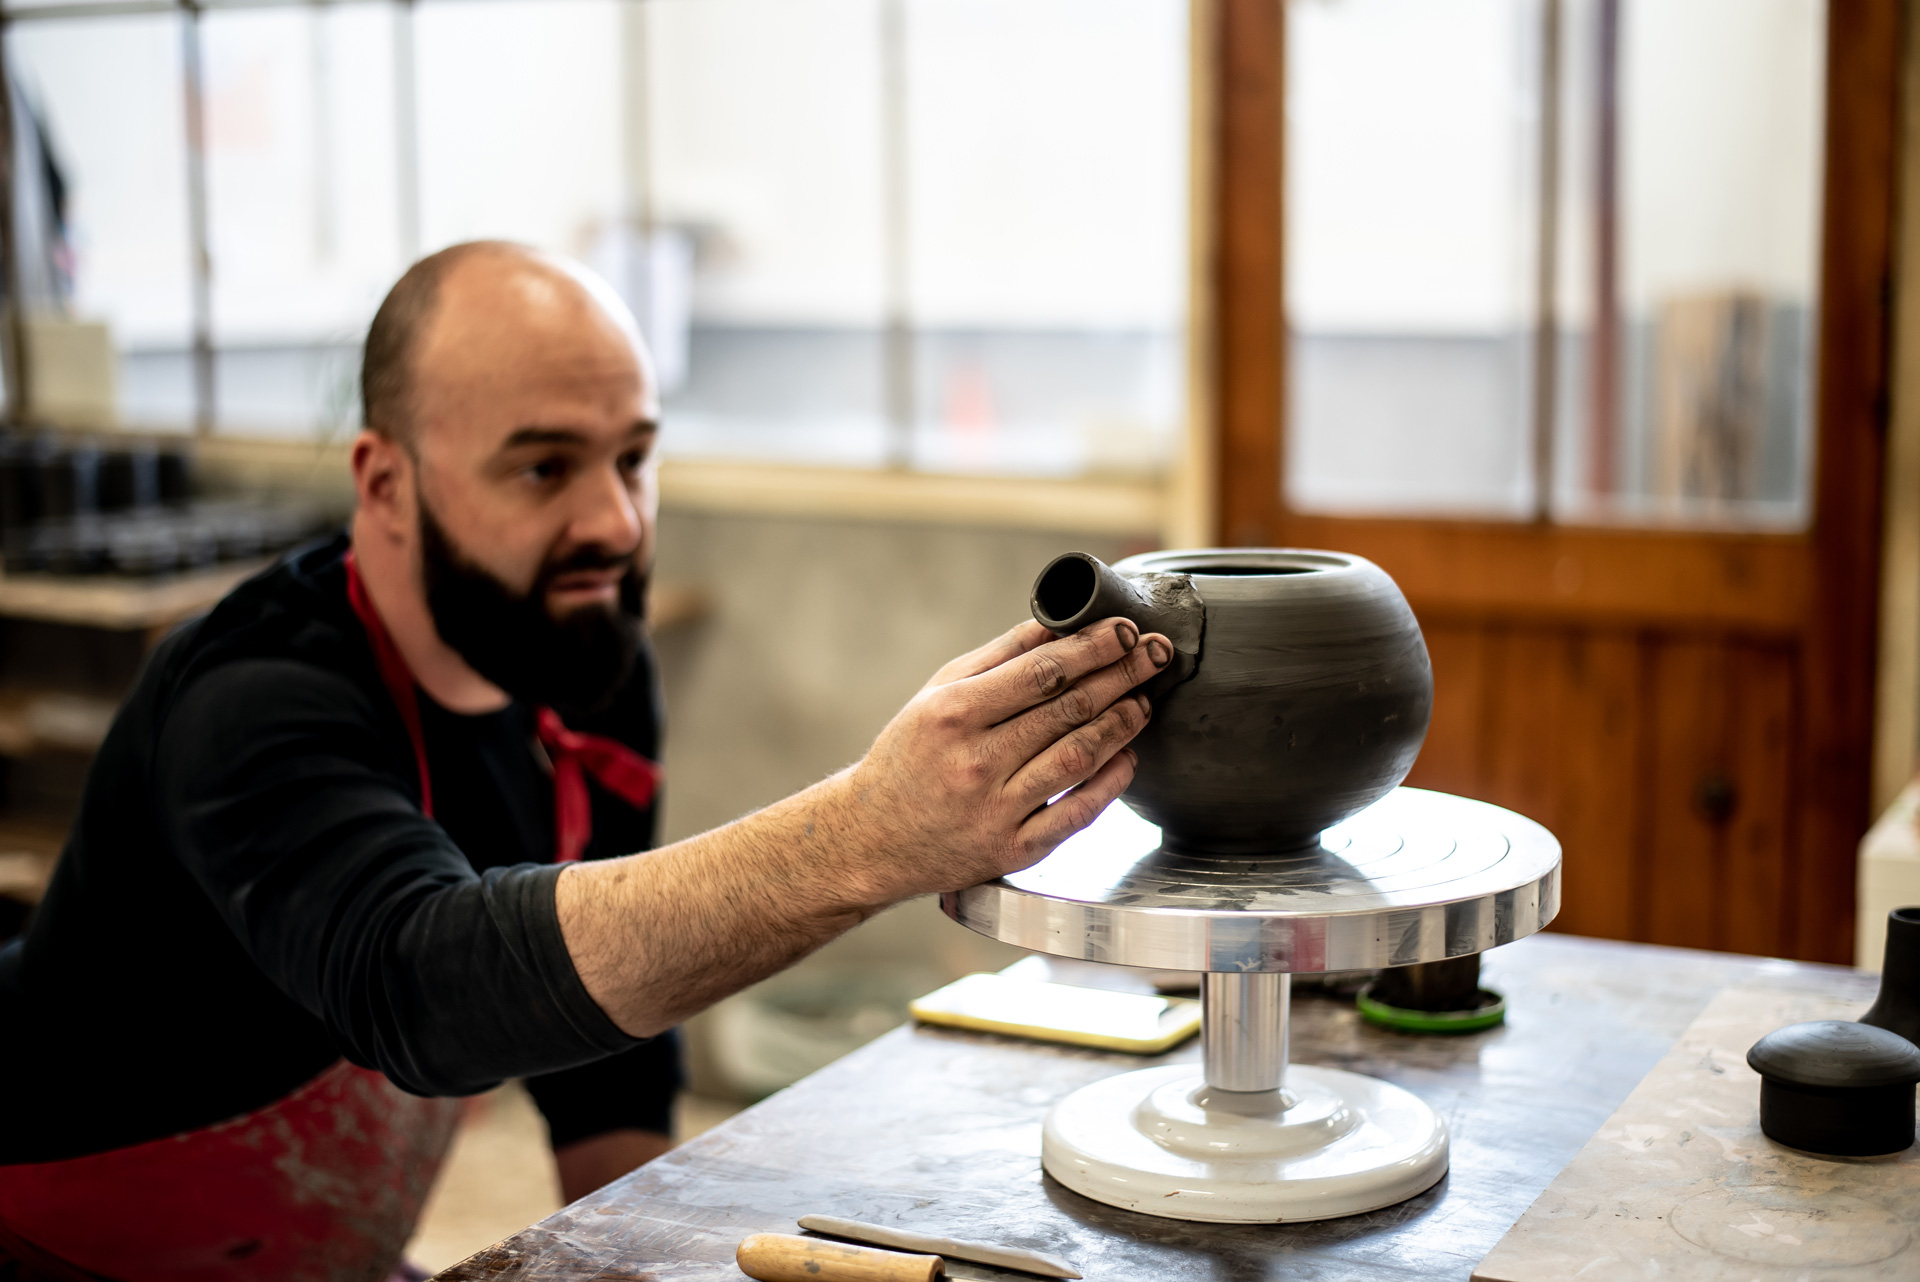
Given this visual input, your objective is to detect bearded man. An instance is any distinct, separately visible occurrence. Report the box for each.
[0,242,1167,1281]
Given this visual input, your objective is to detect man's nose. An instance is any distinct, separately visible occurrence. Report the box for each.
[569,461,644,554]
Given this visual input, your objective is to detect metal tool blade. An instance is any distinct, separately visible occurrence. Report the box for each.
[796,1215,1081,1279]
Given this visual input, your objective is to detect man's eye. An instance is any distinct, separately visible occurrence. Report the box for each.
[524,458,569,483]
[617,449,647,475]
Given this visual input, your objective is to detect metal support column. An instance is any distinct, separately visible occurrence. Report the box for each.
[1201,971,1289,1095]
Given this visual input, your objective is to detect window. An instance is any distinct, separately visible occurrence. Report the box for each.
[200,3,405,435]
[1554,0,1823,526]
[11,11,196,428]
[0,0,1189,483]
[1285,0,1824,528]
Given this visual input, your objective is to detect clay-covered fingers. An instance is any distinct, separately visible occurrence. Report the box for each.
[1013,747,1137,860]
[957,617,1144,726]
[989,630,1168,764]
[925,620,1056,688]
[1001,686,1152,814]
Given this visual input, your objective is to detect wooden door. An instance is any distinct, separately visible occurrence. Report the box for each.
[1204,0,1900,963]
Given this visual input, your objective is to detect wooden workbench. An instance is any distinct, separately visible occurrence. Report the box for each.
[434,932,1876,1281]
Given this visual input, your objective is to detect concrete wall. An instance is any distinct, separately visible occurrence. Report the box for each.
[651,507,1138,840]
[649,507,1148,1094]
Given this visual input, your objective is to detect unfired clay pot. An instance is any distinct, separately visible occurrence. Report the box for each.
[1030,548,1432,854]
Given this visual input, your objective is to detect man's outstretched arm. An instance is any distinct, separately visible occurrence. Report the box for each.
[557,617,1170,1037]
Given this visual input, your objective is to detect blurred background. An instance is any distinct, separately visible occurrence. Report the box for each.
[4,0,1188,469]
[0,0,1914,1267]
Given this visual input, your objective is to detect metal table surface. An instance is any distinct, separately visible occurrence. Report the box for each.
[435,932,1875,1282]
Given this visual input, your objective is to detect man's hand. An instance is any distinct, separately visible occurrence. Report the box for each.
[557,617,1170,1037]
[820,618,1170,903]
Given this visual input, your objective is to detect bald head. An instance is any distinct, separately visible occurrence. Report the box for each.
[348,240,661,711]
[361,241,650,448]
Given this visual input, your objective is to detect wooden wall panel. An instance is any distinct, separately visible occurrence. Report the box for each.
[1405,622,1483,798]
[1398,620,1802,956]
[1720,644,1797,957]
[1476,629,1562,829]
[1533,633,1642,942]
[1303,520,1811,636]
[1639,640,1797,955]
[1643,639,1730,951]
[1410,623,1641,943]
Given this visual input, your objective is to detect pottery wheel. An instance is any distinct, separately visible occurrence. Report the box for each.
[941,787,1561,1224]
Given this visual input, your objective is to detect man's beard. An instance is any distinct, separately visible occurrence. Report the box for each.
[417,496,643,712]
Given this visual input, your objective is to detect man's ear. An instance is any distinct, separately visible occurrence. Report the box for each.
[350,429,415,544]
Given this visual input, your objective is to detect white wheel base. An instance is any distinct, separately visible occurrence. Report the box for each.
[1041,1064,1449,1223]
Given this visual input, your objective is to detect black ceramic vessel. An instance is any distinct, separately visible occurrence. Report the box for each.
[1029,548,1432,854]
[1861,906,1920,1048]
[1368,956,1486,1012]
[1746,1020,1920,1157]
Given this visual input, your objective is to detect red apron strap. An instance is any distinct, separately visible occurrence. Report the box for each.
[536,707,662,863]
[344,550,434,819]
[344,546,661,858]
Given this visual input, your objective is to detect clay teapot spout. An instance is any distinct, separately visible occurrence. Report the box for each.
[1029,551,1203,692]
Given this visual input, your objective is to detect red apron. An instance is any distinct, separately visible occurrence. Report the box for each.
[0,551,661,1280]
[0,1062,461,1282]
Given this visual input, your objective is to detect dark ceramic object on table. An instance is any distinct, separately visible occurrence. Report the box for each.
[1746,1020,1920,1156]
[1029,548,1432,855]
[1358,956,1507,1034]
[1861,906,1920,1048]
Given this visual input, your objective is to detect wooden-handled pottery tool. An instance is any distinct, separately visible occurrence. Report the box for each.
[797,1215,1082,1278]
[737,1232,941,1282]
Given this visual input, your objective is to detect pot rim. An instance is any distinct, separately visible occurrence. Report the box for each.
[1115,547,1362,577]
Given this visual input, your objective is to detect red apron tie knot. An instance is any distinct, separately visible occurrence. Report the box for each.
[537,706,661,863]
[344,550,659,861]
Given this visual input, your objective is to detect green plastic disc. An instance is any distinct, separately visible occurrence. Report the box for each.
[1356,987,1507,1034]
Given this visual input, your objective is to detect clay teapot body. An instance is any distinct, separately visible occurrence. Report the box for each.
[1030,548,1432,854]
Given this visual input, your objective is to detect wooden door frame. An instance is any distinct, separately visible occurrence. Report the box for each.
[1204,0,1904,961]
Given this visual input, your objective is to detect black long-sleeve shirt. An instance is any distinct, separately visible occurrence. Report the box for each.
[0,534,678,1165]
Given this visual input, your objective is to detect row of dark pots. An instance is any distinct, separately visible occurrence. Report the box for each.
[3,501,329,578]
[0,431,194,532]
